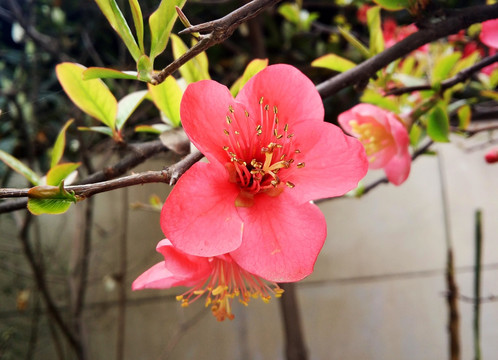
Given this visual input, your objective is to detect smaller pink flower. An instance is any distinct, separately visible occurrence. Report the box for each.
[382,18,428,53]
[485,148,498,164]
[338,104,411,185]
[133,239,283,321]
[480,19,498,49]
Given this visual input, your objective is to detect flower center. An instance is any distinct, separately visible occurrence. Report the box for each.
[175,256,284,321]
[222,97,305,206]
[349,120,394,163]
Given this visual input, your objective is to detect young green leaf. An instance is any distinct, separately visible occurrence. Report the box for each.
[46,162,81,186]
[56,63,117,129]
[409,123,423,147]
[0,150,41,186]
[427,105,450,142]
[457,105,471,130]
[129,0,145,53]
[134,124,169,134]
[93,0,141,61]
[83,67,138,81]
[338,26,371,58]
[367,6,384,56]
[116,90,149,131]
[311,54,356,73]
[51,119,73,168]
[137,55,154,82]
[278,3,300,25]
[230,59,269,97]
[373,0,411,11]
[148,76,182,127]
[27,183,78,215]
[149,0,187,63]
[77,126,115,137]
[431,52,462,86]
[171,34,210,83]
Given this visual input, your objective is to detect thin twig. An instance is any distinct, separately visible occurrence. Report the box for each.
[316,3,498,98]
[278,283,308,360]
[18,213,83,358]
[386,53,498,96]
[151,0,281,85]
[0,151,204,200]
[473,209,483,360]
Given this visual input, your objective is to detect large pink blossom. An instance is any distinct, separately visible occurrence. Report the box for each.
[338,103,411,186]
[161,64,368,283]
[133,239,283,321]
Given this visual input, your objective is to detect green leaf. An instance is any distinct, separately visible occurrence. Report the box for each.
[431,52,462,86]
[51,119,73,168]
[148,76,182,127]
[149,0,187,63]
[367,6,384,56]
[27,182,78,215]
[311,54,356,73]
[137,55,153,82]
[77,126,115,137]
[373,0,411,11]
[457,105,471,130]
[46,162,81,186]
[338,26,371,58]
[116,90,148,130]
[28,198,74,215]
[0,150,41,186]
[56,63,117,129]
[83,67,138,80]
[278,3,300,25]
[427,105,450,142]
[360,89,398,112]
[129,0,144,53]
[134,124,170,134]
[409,123,423,147]
[171,35,210,83]
[93,0,141,61]
[230,59,268,96]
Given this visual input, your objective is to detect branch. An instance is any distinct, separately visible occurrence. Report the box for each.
[151,0,282,85]
[0,139,174,213]
[316,3,498,98]
[386,53,498,96]
[0,151,204,200]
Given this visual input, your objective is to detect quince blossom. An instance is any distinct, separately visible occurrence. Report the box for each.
[480,19,498,49]
[162,64,368,283]
[338,103,411,186]
[133,239,283,321]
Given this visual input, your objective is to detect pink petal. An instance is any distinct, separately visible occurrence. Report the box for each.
[383,150,411,186]
[132,262,185,290]
[180,80,236,165]
[236,64,324,128]
[283,121,368,203]
[156,239,211,279]
[231,192,326,282]
[481,19,498,49]
[161,162,244,257]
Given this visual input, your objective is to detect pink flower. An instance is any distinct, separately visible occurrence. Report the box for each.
[161,64,368,283]
[485,148,498,164]
[480,19,498,49]
[382,18,428,52]
[133,239,283,321]
[338,104,411,186]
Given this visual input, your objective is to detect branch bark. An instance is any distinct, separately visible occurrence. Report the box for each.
[316,4,498,98]
[151,0,281,85]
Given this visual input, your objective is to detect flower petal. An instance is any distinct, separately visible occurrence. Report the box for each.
[481,19,498,49]
[236,64,324,128]
[283,121,368,203]
[132,262,184,290]
[161,162,244,257]
[383,150,411,186]
[231,192,326,282]
[156,239,211,279]
[180,80,236,165]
